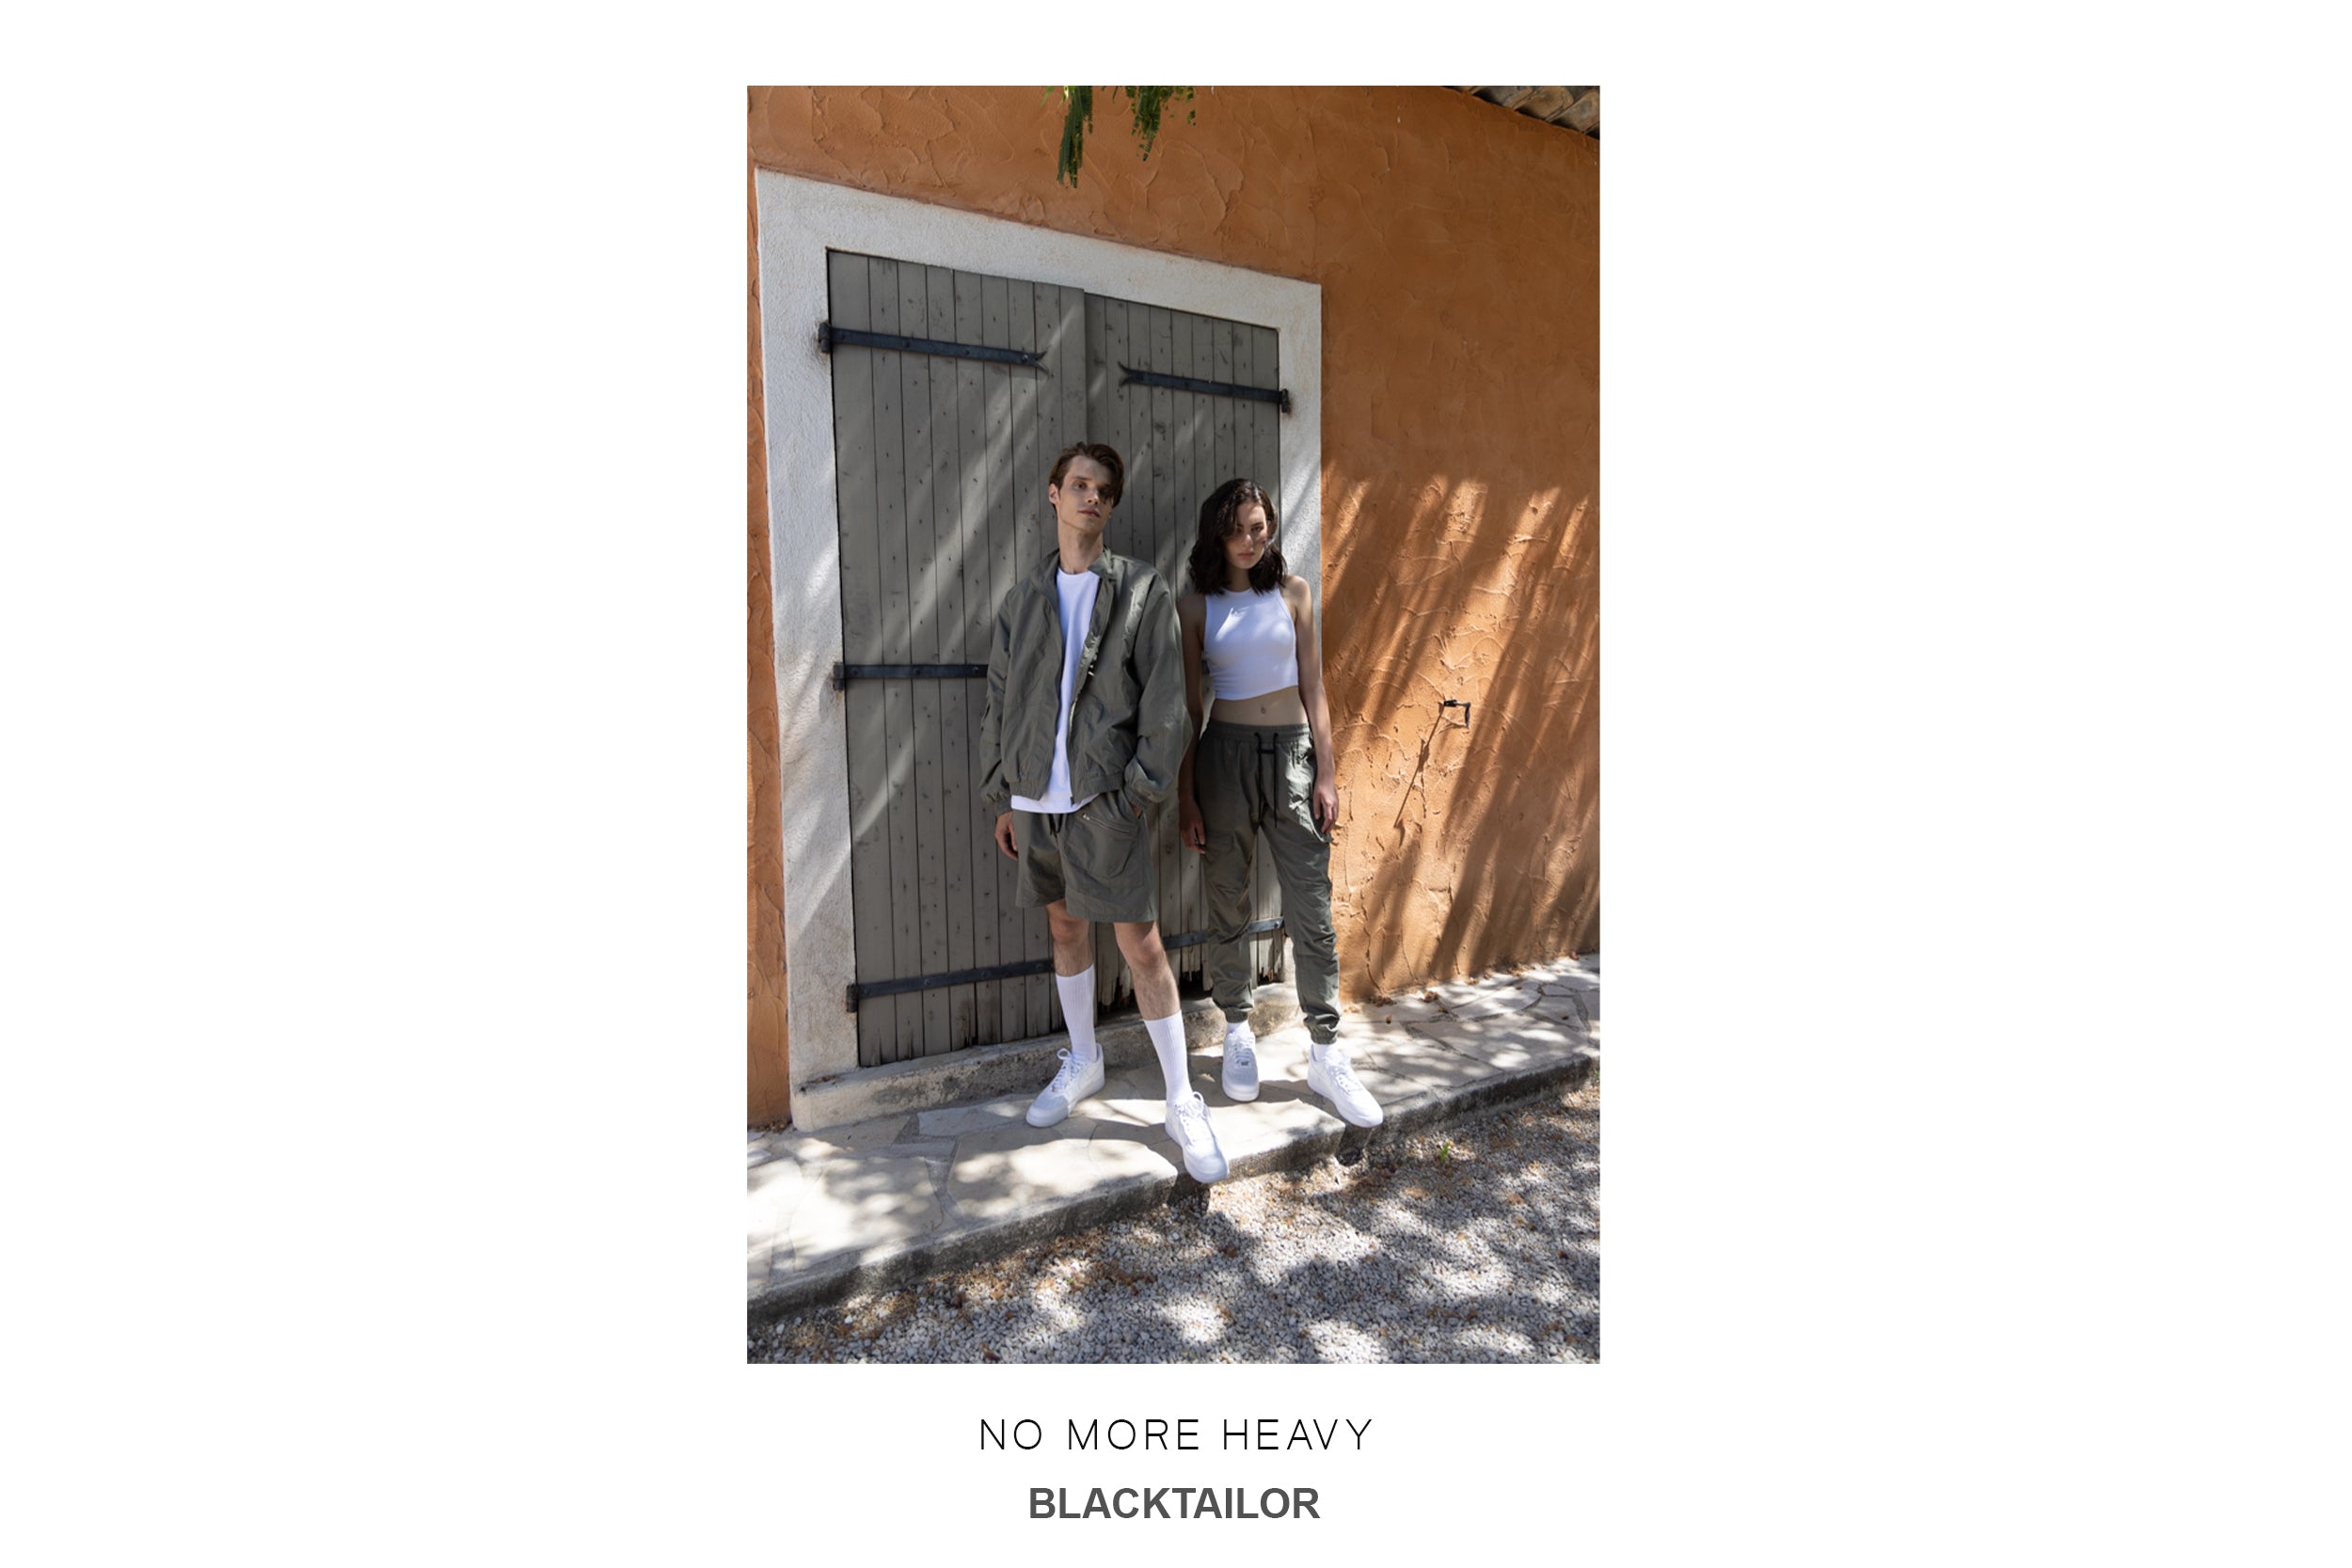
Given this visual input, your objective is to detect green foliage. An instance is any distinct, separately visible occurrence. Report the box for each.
[1047,87,1198,186]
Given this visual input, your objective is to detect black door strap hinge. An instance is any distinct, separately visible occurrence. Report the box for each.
[1116,362,1289,413]
[847,919,1285,1011]
[832,662,990,690]
[819,322,1047,370]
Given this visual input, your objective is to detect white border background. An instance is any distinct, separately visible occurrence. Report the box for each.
[9,19,2345,1568]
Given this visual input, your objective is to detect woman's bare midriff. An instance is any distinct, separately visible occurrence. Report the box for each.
[1210,686,1309,725]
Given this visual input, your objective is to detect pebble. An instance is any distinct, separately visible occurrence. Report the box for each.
[749,1073,1599,1364]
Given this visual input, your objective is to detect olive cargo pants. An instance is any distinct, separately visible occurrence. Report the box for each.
[1195,721,1340,1042]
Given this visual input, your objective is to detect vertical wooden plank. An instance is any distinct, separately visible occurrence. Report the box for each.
[1056,285,1088,493]
[1078,292,1124,1003]
[1229,320,1256,500]
[1104,297,1147,1009]
[1045,289,1084,1026]
[1184,310,1217,975]
[1144,305,1183,998]
[1212,320,1237,524]
[924,265,974,1054]
[898,264,951,1057]
[1028,282,1070,1022]
[980,270,1026,1044]
[1009,280,1058,1034]
[1047,283,1102,1012]
[1176,312,1214,973]
[1191,311,1217,500]
[1251,324,1282,501]
[1228,322,1275,984]
[1168,309,1197,593]
[1084,298,1118,1006]
[1165,308,1196,983]
[831,252,896,1066]
[954,269,1001,1049]
[869,259,924,1062]
[1254,323,1287,982]
[1125,299,1153,621]
[1148,307,1177,585]
[1085,293,1110,448]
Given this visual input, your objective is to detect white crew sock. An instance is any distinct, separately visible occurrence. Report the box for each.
[1145,1013,1189,1105]
[1310,1037,1329,1064]
[1057,968,1100,1063]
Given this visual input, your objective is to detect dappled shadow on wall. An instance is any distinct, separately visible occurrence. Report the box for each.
[1317,470,1598,996]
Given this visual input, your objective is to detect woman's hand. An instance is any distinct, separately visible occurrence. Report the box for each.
[1179,794,1206,853]
[1311,777,1338,836]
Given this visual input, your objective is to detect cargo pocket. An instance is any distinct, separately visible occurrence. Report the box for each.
[1287,737,1322,829]
[1078,790,1144,880]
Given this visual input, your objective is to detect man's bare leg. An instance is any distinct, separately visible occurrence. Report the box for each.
[1026,900,1107,1127]
[1114,920,1179,1018]
[1045,901,1093,979]
[1045,899,1102,1062]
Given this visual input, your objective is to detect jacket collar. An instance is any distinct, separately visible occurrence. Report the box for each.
[1030,547,1125,595]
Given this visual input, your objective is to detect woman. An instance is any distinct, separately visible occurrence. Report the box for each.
[1176,478,1383,1128]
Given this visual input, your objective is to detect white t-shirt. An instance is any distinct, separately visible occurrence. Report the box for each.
[1009,567,1103,816]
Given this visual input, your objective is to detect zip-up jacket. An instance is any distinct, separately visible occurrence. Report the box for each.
[978,548,1187,819]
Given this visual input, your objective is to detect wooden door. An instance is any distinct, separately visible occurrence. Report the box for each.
[1084,293,1288,1010]
[827,250,1286,1066]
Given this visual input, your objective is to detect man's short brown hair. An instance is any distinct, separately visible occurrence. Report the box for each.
[1048,442,1125,507]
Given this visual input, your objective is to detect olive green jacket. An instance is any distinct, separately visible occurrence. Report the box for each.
[978,549,1188,819]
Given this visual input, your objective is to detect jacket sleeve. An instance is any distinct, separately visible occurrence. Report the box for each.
[977,595,1016,813]
[1120,573,1189,810]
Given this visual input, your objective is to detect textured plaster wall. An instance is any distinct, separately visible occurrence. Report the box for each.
[748,84,1597,1046]
[748,169,790,1124]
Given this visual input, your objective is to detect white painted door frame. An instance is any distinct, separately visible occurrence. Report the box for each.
[755,168,1324,1106]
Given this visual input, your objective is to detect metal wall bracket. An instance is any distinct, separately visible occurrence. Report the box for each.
[832,661,990,691]
[849,956,1054,1013]
[1117,363,1290,414]
[846,919,1286,1011]
[1440,698,1471,729]
[1161,918,1284,953]
[819,322,1047,371]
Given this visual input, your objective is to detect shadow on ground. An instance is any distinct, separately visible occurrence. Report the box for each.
[750,1076,1598,1364]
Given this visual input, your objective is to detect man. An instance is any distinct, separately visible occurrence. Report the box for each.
[977,442,1226,1183]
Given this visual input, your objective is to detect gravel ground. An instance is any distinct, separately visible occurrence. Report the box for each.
[748,1073,1598,1364]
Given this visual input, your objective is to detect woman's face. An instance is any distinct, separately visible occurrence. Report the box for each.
[1223,501,1272,578]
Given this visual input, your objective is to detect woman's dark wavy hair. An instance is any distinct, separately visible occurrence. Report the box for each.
[1187,477,1284,594]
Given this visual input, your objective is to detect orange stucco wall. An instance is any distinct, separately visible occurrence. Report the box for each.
[748,168,790,1125]
[748,86,1597,1109]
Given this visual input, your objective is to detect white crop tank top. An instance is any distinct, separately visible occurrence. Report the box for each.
[1202,588,1298,701]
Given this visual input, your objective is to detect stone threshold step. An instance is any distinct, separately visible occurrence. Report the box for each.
[789,988,1305,1132]
[747,1047,1596,1327]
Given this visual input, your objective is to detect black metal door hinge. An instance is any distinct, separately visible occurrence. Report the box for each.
[831,662,990,690]
[847,919,1285,1011]
[819,322,1047,370]
[1116,362,1289,413]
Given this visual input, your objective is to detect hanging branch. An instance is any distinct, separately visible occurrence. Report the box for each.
[1047,87,1198,186]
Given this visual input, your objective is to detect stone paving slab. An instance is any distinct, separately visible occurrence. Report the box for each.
[789,990,1301,1132]
[748,956,1599,1321]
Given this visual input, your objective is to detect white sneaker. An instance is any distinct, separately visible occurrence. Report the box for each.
[1026,1047,1104,1128]
[1164,1090,1230,1183]
[1220,1022,1259,1101]
[1308,1045,1384,1128]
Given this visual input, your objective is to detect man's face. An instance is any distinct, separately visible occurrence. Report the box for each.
[1048,456,1117,535]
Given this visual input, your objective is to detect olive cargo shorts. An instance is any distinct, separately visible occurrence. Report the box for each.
[1013,793,1159,925]
[1195,721,1340,1041]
